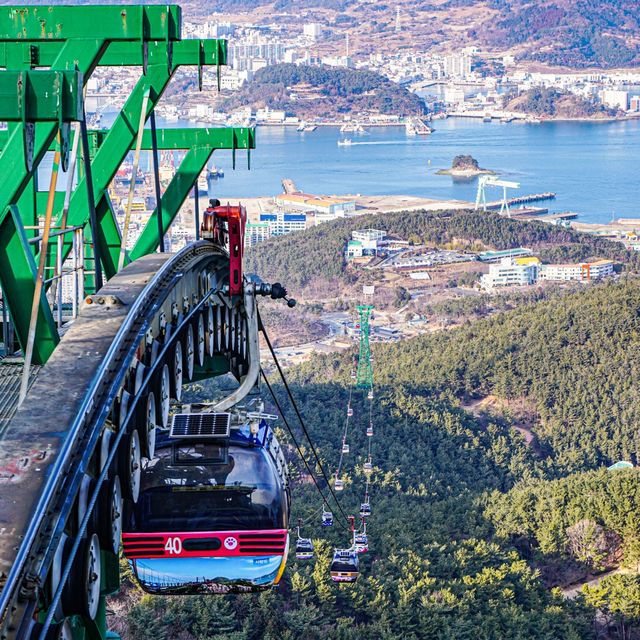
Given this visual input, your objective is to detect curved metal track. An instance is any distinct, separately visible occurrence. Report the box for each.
[0,241,259,638]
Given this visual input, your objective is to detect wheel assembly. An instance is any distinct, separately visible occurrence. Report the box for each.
[119,428,141,503]
[98,474,123,555]
[139,391,157,459]
[155,364,170,429]
[169,339,183,402]
[205,304,214,357]
[195,312,206,367]
[61,533,101,619]
[184,324,195,381]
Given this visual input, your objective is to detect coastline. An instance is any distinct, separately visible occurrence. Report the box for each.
[436,168,495,177]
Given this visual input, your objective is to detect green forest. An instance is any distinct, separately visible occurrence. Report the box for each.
[112,272,640,638]
[245,209,639,288]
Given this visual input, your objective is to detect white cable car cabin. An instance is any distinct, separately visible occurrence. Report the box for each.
[295,537,315,560]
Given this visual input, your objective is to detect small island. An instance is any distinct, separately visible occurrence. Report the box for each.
[437,155,495,177]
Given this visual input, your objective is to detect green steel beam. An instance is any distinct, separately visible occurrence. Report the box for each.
[0,70,82,121]
[49,40,228,281]
[129,127,255,260]
[2,38,228,69]
[0,205,58,363]
[0,5,182,41]
[0,40,106,361]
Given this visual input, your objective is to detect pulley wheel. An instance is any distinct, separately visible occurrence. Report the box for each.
[62,533,101,619]
[76,474,98,536]
[99,427,116,475]
[119,428,141,503]
[139,392,157,459]
[155,364,171,429]
[205,304,214,357]
[48,533,67,621]
[169,339,183,402]
[195,312,206,367]
[98,474,123,555]
[184,324,195,381]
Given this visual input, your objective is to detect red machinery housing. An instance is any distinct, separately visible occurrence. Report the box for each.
[201,204,246,296]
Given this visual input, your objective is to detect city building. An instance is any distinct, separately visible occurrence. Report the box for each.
[245,222,270,247]
[539,259,615,282]
[346,240,363,259]
[351,229,386,254]
[276,193,356,217]
[478,248,533,262]
[259,211,307,237]
[444,53,472,79]
[600,89,629,111]
[480,258,539,290]
[303,23,322,40]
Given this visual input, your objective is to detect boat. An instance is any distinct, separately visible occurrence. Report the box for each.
[197,175,208,195]
[208,166,224,179]
[483,115,492,123]
[353,123,366,134]
[296,121,305,131]
[340,123,354,133]
[405,122,417,136]
[337,139,353,146]
[303,124,317,132]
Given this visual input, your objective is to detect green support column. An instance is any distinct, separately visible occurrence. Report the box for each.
[0,206,58,362]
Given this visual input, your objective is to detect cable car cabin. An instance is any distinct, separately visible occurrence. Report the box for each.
[330,549,359,583]
[350,370,356,380]
[367,390,374,400]
[295,538,314,560]
[342,442,350,454]
[122,415,290,595]
[347,406,353,418]
[364,459,373,473]
[334,478,345,491]
[322,510,334,526]
[360,503,371,518]
[366,425,373,437]
[354,534,368,553]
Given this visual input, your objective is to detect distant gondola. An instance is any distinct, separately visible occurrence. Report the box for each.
[330,549,359,583]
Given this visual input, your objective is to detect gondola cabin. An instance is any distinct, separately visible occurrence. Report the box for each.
[122,413,290,595]
[347,406,353,418]
[342,442,350,454]
[330,549,359,583]
[366,425,373,437]
[360,502,371,518]
[354,534,368,553]
[322,510,334,526]
[334,478,344,491]
[295,538,314,560]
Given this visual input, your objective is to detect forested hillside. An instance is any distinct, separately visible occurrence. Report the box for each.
[245,209,638,288]
[113,278,640,639]
[220,64,425,119]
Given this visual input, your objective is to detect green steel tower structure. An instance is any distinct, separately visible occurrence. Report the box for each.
[355,305,374,390]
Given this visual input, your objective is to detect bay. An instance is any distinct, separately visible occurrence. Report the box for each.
[208,118,640,225]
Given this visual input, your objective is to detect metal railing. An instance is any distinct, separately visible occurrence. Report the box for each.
[26,225,86,328]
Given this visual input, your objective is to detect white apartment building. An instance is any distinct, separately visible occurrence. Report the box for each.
[259,212,307,237]
[540,259,614,282]
[480,258,538,290]
[444,53,472,79]
[600,89,629,111]
[245,222,270,247]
